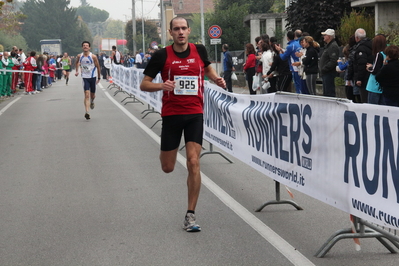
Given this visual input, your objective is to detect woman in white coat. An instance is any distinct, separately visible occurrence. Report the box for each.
[260,42,273,94]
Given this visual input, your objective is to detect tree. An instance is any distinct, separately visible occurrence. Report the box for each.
[0,0,14,12]
[338,10,375,46]
[103,19,125,39]
[80,0,88,6]
[0,0,27,52]
[215,0,275,14]
[20,0,92,55]
[286,0,353,44]
[125,19,161,53]
[0,1,26,35]
[0,31,28,51]
[270,0,285,13]
[76,5,108,24]
[379,21,399,46]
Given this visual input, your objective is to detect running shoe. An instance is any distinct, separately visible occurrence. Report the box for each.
[85,113,90,120]
[183,213,201,232]
[90,102,95,110]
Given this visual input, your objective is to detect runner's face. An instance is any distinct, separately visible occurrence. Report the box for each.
[169,19,190,46]
[82,43,90,52]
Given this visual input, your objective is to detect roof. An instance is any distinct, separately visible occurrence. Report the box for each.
[168,0,215,16]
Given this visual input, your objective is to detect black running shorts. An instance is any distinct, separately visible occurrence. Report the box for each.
[161,114,204,151]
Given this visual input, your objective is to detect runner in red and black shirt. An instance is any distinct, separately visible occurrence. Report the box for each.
[140,17,226,233]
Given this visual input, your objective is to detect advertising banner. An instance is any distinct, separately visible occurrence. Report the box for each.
[112,65,399,230]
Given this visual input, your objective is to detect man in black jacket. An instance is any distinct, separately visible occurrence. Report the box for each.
[347,28,373,103]
[222,44,235,92]
[319,29,339,97]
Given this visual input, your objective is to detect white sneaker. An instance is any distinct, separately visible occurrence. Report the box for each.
[183,213,201,232]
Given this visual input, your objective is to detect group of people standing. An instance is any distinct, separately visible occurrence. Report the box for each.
[337,28,399,107]
[236,27,399,105]
[241,30,321,95]
[0,46,74,97]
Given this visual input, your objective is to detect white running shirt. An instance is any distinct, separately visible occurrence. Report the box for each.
[79,52,97,78]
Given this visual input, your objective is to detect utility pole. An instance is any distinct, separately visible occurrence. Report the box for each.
[141,0,145,52]
[160,0,166,46]
[132,0,137,54]
[201,0,204,45]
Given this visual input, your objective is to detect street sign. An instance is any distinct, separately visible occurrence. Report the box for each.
[208,25,222,39]
[210,38,221,45]
[150,41,158,48]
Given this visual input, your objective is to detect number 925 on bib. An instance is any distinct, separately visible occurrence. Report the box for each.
[174,76,199,96]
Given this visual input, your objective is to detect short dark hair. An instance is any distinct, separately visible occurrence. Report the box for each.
[261,34,269,43]
[222,44,229,50]
[82,41,91,47]
[385,45,399,60]
[169,17,189,30]
[112,45,116,50]
[287,31,295,41]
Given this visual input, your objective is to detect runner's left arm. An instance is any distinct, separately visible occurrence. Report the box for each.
[204,65,226,89]
[93,55,101,83]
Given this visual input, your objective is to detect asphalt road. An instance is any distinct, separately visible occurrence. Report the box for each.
[0,75,397,266]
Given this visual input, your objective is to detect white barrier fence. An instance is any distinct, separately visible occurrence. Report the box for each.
[111,65,399,232]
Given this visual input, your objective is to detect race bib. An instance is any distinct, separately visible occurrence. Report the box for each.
[174,76,199,95]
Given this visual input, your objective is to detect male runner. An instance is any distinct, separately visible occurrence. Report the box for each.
[140,17,226,232]
[111,45,122,65]
[61,52,72,85]
[75,41,101,120]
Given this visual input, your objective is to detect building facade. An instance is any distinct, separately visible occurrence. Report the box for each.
[350,0,399,33]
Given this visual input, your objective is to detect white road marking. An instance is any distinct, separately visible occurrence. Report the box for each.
[104,91,315,266]
[0,97,21,116]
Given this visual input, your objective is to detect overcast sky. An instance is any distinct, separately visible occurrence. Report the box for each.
[69,0,160,20]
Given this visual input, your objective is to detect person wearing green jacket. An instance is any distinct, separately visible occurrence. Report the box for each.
[3,51,14,98]
[0,52,4,98]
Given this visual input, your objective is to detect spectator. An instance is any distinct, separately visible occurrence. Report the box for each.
[267,36,278,92]
[19,48,26,64]
[319,29,339,97]
[347,28,372,103]
[260,41,273,94]
[298,36,320,95]
[22,51,36,95]
[254,37,263,93]
[0,52,6,99]
[10,50,20,95]
[56,55,63,80]
[366,34,387,105]
[35,54,44,92]
[268,42,292,92]
[2,52,13,98]
[243,43,257,95]
[135,51,143,68]
[275,31,302,93]
[222,43,235,92]
[375,45,399,106]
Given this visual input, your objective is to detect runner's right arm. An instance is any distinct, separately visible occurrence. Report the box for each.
[75,54,81,76]
[140,76,175,92]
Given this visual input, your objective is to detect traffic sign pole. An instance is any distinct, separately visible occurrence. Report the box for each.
[208,25,222,75]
